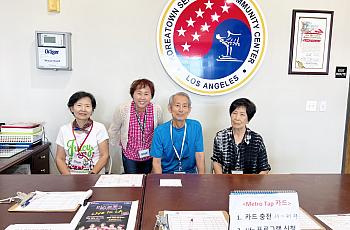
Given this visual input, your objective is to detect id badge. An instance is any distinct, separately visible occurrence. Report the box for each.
[231,170,243,174]
[174,162,185,174]
[138,149,150,158]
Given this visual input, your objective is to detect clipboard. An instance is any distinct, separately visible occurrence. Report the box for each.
[8,189,93,212]
[155,210,229,230]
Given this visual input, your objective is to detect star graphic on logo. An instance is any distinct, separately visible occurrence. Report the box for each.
[201,22,210,32]
[191,31,201,41]
[211,12,220,22]
[195,8,205,18]
[186,17,196,27]
[181,42,191,51]
[221,3,230,13]
[177,27,186,36]
[204,0,214,9]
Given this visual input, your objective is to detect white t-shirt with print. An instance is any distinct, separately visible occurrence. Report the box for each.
[56,121,109,174]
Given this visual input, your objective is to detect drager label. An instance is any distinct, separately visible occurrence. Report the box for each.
[45,49,59,55]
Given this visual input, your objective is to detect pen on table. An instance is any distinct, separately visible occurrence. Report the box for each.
[21,193,35,208]
[188,218,193,230]
[83,198,89,206]
[83,189,93,206]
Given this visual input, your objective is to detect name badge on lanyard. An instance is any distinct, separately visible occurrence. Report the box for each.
[138,149,150,158]
[231,170,243,174]
[170,122,186,173]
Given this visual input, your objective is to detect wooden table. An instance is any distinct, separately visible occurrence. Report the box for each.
[0,175,144,230]
[141,174,350,230]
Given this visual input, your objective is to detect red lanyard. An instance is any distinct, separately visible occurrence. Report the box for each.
[72,121,93,153]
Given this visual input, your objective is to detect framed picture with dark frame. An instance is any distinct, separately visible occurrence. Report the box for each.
[288,9,334,75]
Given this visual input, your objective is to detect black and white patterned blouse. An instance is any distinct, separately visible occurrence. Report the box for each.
[211,127,271,174]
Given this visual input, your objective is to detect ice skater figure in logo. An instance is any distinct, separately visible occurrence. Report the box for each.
[216,30,243,62]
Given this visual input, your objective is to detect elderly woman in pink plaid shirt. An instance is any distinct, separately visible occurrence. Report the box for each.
[109,79,163,174]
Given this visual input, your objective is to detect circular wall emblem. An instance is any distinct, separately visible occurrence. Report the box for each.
[157,0,267,96]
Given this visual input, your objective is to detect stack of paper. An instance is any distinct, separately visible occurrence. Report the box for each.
[0,122,43,147]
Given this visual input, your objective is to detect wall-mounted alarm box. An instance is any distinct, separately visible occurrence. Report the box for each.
[35,31,72,70]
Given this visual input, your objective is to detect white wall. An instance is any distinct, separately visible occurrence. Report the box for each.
[0,0,349,174]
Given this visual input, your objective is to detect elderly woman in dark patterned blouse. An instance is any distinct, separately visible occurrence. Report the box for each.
[211,98,271,174]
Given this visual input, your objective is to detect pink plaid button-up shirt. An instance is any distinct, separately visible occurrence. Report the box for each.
[123,102,154,161]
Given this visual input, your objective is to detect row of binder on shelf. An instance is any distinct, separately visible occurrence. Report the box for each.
[0,122,43,148]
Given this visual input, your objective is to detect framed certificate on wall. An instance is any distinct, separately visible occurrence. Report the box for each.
[288,10,334,75]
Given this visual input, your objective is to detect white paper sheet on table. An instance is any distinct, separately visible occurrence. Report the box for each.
[94,174,143,187]
[315,213,350,230]
[164,211,228,230]
[5,223,73,230]
[159,179,182,187]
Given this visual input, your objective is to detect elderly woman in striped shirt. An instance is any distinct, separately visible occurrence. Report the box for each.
[211,98,271,174]
[109,79,162,174]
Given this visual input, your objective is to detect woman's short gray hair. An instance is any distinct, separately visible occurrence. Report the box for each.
[168,92,192,108]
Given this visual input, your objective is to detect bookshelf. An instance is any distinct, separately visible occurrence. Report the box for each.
[0,142,50,174]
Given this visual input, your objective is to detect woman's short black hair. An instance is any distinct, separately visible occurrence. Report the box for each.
[67,91,96,110]
[229,98,256,121]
